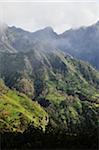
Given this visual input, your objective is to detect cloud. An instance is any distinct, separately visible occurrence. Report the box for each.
[0,1,98,33]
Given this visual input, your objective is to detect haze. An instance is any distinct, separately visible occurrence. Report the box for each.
[0,0,99,33]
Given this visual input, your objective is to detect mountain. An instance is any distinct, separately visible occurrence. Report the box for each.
[59,21,99,70]
[0,25,58,53]
[0,22,99,149]
[0,21,99,69]
[0,47,99,134]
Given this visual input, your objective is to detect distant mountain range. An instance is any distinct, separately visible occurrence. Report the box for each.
[0,21,99,69]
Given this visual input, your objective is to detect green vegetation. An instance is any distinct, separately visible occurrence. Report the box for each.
[0,49,99,149]
[0,80,48,132]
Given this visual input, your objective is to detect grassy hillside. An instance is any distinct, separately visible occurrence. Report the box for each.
[0,80,48,132]
[0,49,99,133]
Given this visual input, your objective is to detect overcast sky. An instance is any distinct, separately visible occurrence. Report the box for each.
[0,0,99,33]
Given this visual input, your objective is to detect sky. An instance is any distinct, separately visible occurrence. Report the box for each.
[0,0,99,33]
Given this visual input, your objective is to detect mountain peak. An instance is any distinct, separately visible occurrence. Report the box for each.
[43,26,54,33]
[8,26,28,33]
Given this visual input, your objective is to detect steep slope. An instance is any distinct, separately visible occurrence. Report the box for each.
[0,21,99,69]
[59,21,99,69]
[0,26,58,53]
[0,80,48,132]
[0,48,99,133]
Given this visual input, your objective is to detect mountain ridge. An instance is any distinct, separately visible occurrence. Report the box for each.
[0,21,99,69]
[0,46,99,132]
[0,21,99,148]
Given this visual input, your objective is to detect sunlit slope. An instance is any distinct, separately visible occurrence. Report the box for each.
[0,49,99,133]
[0,80,48,132]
